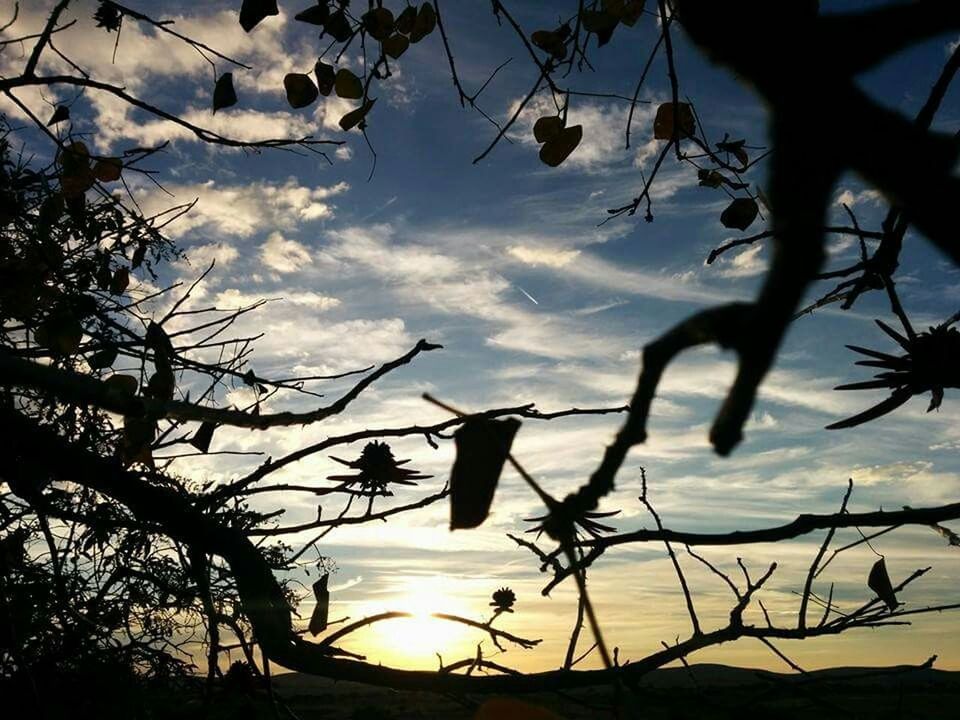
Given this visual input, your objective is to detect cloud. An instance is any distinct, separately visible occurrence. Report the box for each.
[260,232,314,274]
[834,187,883,208]
[507,245,580,268]
[134,179,349,240]
[215,287,340,311]
[712,244,767,278]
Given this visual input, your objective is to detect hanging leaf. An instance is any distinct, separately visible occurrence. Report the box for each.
[531,29,567,60]
[121,415,156,468]
[213,72,238,113]
[720,197,759,231]
[619,0,646,26]
[104,374,139,396]
[717,137,749,167]
[395,5,417,35]
[36,313,83,355]
[698,168,749,190]
[409,2,437,43]
[47,105,70,126]
[92,157,123,183]
[334,68,363,99]
[539,125,582,167]
[284,73,319,109]
[88,344,118,370]
[449,417,521,530]
[533,116,564,144]
[58,141,94,197]
[581,9,618,46]
[868,557,899,611]
[308,573,330,635]
[189,422,218,453]
[314,60,336,96]
[324,10,353,42]
[109,267,130,295]
[294,3,329,25]
[339,98,376,131]
[362,7,395,41]
[239,0,278,32]
[382,33,410,59]
[474,698,563,720]
[653,102,695,140]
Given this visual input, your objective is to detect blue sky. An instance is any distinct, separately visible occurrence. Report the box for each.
[4,0,960,673]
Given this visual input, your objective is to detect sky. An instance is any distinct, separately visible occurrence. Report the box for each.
[3,0,960,675]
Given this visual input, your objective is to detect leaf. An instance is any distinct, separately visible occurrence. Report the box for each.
[339,98,376,131]
[121,414,156,468]
[539,125,582,167]
[531,30,567,60]
[88,345,118,370]
[92,157,122,183]
[324,10,353,42]
[109,267,130,295]
[867,557,899,611]
[395,5,417,34]
[104,374,139,396]
[653,102,695,140]
[720,197,759,231]
[717,137,749,167]
[619,0,646,26]
[581,9,618,46]
[189,422,218,453]
[309,573,330,635]
[533,116,563,143]
[47,105,70,126]
[314,60,335,96]
[698,169,724,188]
[284,73,319,109]
[334,68,363,99]
[294,3,329,25]
[825,387,914,430]
[475,698,564,720]
[362,7,394,41]
[213,72,238,113]
[239,0,278,32]
[382,33,410,59]
[409,2,436,43]
[36,313,83,355]
[449,417,521,530]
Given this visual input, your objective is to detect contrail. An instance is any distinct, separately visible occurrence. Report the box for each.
[518,286,539,305]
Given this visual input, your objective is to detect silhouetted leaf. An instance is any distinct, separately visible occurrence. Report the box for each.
[653,102,695,140]
[294,3,329,25]
[449,416,521,530]
[533,115,563,143]
[104,374,139,396]
[717,137,749,167]
[539,125,582,167]
[339,98,376,131]
[395,5,417,34]
[475,698,563,720]
[309,573,330,635]
[92,157,122,182]
[284,73,319,108]
[867,557,898,611]
[362,7,394,41]
[109,267,129,295]
[581,9,618,46]
[94,1,121,31]
[409,3,436,43]
[47,105,70,126]
[213,72,238,113]
[334,68,363,99]
[88,345,118,370]
[324,10,353,42]
[36,313,83,355]
[531,29,567,60]
[826,386,913,430]
[239,0,278,32]
[619,0,646,26]
[189,422,217,453]
[720,198,759,230]
[314,60,335,96]
[382,33,409,59]
[121,414,156,468]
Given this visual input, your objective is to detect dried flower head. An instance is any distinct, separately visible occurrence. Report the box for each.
[828,317,960,429]
[525,508,620,541]
[490,586,516,613]
[327,441,430,496]
[94,2,122,32]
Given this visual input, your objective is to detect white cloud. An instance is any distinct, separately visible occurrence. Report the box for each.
[507,245,580,268]
[712,243,767,278]
[260,232,313,274]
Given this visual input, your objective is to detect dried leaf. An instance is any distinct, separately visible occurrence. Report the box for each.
[92,157,122,183]
[409,2,436,43]
[653,102,695,140]
[720,197,759,231]
[213,72,238,113]
[239,0,278,32]
[539,125,582,167]
[294,3,329,25]
[324,10,353,42]
[309,573,330,635]
[47,105,70,126]
[581,9,618,46]
[533,116,564,144]
[382,33,410,59]
[362,7,394,41]
[109,267,129,295]
[395,5,417,34]
[315,60,335,96]
[717,137,749,167]
[531,29,567,59]
[619,0,646,26]
[36,313,82,355]
[450,417,521,530]
[104,374,139,396]
[339,98,377,131]
[334,68,363,99]
[867,557,898,611]
[88,345,118,370]
[284,73,319,109]
[475,698,563,720]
